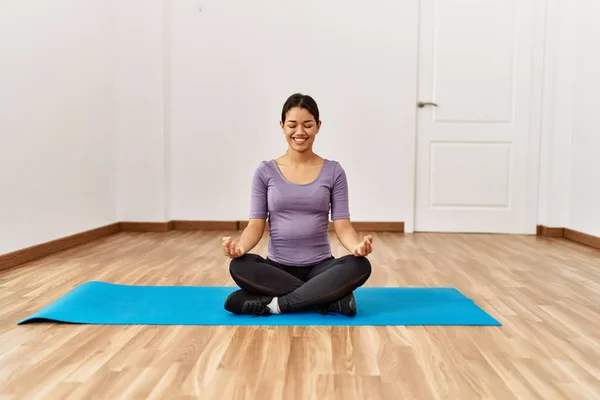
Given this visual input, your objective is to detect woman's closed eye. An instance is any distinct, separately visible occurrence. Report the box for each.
[288,125,313,129]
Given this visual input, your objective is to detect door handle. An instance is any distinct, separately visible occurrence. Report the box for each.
[417,101,438,108]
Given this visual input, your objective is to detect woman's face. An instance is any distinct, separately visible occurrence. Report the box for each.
[280,107,320,153]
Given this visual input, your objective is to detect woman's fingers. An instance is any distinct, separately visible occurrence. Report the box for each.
[222,237,245,258]
[364,235,373,254]
[358,236,372,255]
[222,237,236,257]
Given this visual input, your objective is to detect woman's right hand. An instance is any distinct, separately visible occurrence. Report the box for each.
[222,237,246,258]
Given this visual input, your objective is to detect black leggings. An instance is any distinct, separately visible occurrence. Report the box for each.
[229,253,372,313]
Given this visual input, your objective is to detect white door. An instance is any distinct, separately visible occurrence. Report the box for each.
[414,0,544,234]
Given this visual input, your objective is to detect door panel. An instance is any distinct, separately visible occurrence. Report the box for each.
[414,0,543,233]
[434,0,517,123]
[430,142,511,208]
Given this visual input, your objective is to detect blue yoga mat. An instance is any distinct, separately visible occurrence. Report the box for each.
[18,281,501,326]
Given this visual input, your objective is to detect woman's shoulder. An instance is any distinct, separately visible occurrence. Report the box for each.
[324,158,342,167]
[254,159,276,171]
[322,158,345,174]
[317,159,347,186]
[251,159,278,180]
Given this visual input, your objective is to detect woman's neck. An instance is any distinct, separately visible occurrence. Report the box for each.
[283,149,320,166]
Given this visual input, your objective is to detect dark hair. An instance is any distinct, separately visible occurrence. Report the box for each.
[281,93,320,124]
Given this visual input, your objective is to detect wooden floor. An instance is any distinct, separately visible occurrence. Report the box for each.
[1,230,599,399]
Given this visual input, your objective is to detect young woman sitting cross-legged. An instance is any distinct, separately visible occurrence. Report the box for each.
[222,93,373,317]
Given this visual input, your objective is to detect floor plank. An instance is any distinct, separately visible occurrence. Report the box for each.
[1,231,599,399]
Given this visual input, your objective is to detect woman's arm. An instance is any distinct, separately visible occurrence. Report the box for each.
[241,162,269,253]
[223,163,269,258]
[330,162,373,256]
[237,219,266,253]
[223,219,265,258]
[334,218,361,252]
[333,219,372,256]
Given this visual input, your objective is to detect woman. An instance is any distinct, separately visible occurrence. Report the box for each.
[222,93,373,317]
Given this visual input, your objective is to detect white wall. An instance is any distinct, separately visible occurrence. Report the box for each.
[537,0,576,229]
[167,1,419,228]
[567,0,600,237]
[539,0,600,238]
[110,0,600,238]
[0,1,117,255]
[2,1,598,256]
[115,0,169,222]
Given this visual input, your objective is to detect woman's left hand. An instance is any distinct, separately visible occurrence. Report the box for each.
[352,235,373,257]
